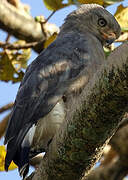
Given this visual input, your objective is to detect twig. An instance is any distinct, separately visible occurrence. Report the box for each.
[40,11,56,37]
[0,41,39,50]
[5,34,11,43]
[0,102,13,113]
[0,112,11,139]
[45,11,56,24]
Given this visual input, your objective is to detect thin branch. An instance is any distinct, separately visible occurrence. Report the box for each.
[5,34,11,43]
[0,41,39,50]
[0,103,13,113]
[40,11,56,36]
[45,11,56,24]
[0,112,11,139]
[0,102,13,139]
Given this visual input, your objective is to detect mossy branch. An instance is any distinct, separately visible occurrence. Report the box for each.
[32,42,128,180]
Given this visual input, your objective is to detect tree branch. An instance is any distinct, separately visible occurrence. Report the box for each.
[85,158,128,180]
[0,41,39,50]
[0,112,11,139]
[0,0,59,53]
[0,102,13,113]
[110,123,128,158]
[31,42,128,180]
[84,118,128,180]
[0,0,43,42]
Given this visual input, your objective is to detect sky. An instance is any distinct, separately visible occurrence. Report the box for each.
[0,0,127,179]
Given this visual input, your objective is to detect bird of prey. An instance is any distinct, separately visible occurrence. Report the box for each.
[4,4,121,178]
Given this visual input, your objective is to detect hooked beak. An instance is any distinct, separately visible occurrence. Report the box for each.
[101,31,116,46]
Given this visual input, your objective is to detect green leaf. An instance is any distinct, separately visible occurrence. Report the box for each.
[70,0,103,5]
[43,0,70,11]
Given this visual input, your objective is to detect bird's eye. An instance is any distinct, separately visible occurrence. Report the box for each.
[98,18,107,27]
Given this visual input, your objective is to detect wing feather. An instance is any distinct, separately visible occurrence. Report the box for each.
[4,32,90,169]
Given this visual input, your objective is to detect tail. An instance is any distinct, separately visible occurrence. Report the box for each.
[14,146,30,178]
[5,138,30,179]
[5,124,36,178]
[5,142,30,178]
[5,140,30,178]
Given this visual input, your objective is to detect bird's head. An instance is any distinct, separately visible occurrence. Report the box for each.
[61,4,121,46]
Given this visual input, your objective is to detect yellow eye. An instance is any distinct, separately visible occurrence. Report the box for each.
[98,18,107,27]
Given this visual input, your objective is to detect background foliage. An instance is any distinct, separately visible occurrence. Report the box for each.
[0,0,128,179]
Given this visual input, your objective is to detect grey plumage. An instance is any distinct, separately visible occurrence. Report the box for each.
[4,4,121,178]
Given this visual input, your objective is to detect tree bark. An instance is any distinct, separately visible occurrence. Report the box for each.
[0,0,43,41]
[84,118,128,180]
[0,0,59,53]
[84,158,128,180]
[31,42,128,180]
